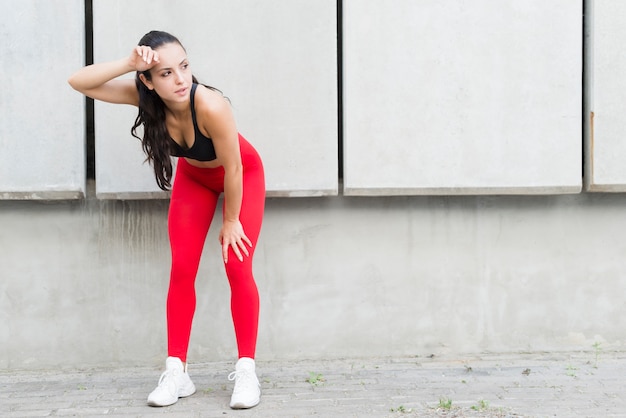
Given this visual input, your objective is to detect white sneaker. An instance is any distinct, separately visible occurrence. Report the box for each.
[147,357,196,407]
[228,357,261,409]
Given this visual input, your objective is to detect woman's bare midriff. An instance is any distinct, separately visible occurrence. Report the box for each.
[184,157,223,169]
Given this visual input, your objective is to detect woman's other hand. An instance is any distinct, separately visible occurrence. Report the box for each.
[219,219,252,263]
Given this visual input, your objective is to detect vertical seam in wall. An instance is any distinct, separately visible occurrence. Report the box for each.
[85,0,95,185]
[582,0,594,190]
[337,0,344,193]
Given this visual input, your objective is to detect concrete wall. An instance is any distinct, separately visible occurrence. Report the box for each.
[343,0,581,195]
[2,1,626,371]
[2,193,626,369]
[0,0,85,198]
[586,0,626,190]
[91,0,338,198]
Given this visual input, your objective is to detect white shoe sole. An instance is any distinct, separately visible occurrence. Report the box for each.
[230,396,260,409]
[147,383,196,407]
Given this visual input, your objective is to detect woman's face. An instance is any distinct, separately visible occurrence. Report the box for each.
[143,42,193,103]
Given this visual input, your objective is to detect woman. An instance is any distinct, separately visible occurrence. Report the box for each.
[68,30,265,409]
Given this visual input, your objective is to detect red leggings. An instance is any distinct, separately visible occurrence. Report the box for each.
[166,134,265,362]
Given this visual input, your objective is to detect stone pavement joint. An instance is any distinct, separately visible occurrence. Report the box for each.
[1,351,625,417]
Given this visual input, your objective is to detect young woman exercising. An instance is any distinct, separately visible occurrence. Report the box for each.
[68,30,265,409]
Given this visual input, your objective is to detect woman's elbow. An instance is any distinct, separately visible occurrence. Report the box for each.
[224,161,243,176]
[67,74,81,92]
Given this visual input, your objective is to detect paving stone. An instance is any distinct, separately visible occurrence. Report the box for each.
[1,352,626,417]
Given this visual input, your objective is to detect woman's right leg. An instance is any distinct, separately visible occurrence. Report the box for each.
[166,162,219,363]
[148,162,218,407]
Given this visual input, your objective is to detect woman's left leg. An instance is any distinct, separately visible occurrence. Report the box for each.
[222,137,265,410]
[224,145,265,360]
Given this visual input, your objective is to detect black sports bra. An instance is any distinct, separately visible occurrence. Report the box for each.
[169,84,217,161]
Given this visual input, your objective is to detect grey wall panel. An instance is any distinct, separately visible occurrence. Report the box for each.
[0,0,85,199]
[93,0,338,198]
[93,99,169,199]
[586,1,626,192]
[343,0,582,196]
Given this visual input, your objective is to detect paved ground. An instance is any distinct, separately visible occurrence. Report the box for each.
[2,351,625,417]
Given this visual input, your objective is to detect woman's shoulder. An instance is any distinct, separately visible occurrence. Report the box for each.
[193,84,231,116]
[195,83,226,99]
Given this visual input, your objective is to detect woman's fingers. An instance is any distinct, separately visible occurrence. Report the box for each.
[222,240,230,264]
[238,236,251,258]
[219,221,252,264]
[132,46,159,70]
[221,235,252,264]
[232,242,244,262]
[141,47,159,64]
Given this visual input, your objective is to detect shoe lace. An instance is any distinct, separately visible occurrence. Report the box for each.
[157,368,179,388]
[228,369,258,393]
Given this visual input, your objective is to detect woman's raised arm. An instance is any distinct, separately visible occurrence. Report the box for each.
[68,46,160,106]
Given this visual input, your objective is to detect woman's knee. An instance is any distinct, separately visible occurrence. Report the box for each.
[170,260,200,286]
[224,261,254,285]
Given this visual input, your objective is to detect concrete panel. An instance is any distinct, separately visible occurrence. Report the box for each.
[0,0,85,199]
[93,0,338,198]
[585,1,626,191]
[343,0,582,195]
[1,194,626,369]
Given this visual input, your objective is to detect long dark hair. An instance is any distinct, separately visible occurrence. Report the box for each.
[130,30,221,191]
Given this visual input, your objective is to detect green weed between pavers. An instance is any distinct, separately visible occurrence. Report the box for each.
[471,399,490,411]
[565,364,578,378]
[438,396,453,410]
[592,341,602,368]
[306,371,325,386]
[426,398,515,416]
[390,405,412,413]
